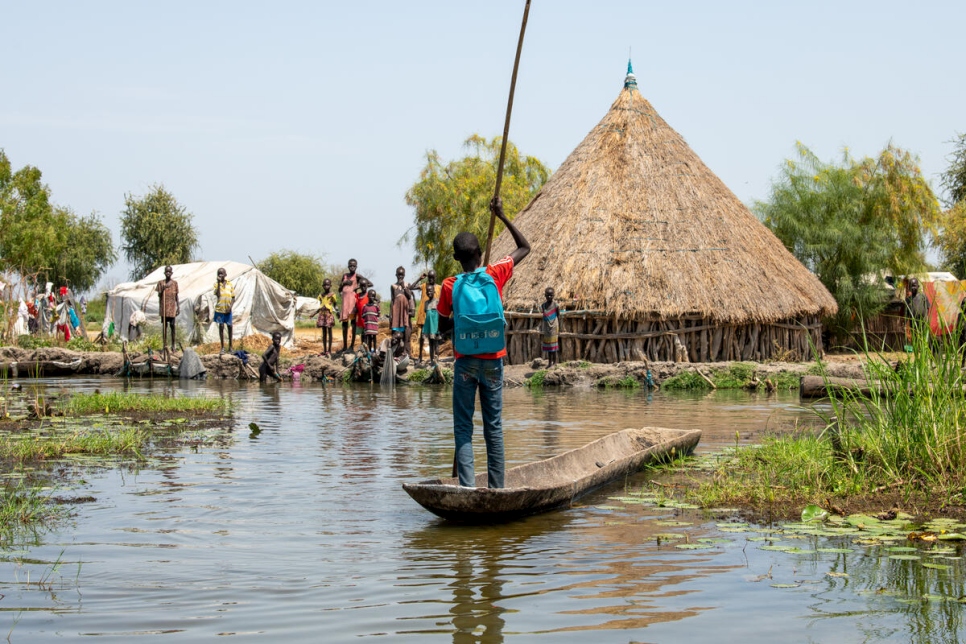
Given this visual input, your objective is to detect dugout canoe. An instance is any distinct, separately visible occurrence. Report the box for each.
[402,426,701,523]
[0,359,84,378]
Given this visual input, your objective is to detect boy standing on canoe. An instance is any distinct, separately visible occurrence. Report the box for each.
[437,197,530,489]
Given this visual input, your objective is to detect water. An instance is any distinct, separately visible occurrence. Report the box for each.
[1,379,962,643]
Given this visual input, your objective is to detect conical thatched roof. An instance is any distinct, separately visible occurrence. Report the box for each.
[491,64,837,323]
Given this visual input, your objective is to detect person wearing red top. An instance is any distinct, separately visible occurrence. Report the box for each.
[437,197,530,488]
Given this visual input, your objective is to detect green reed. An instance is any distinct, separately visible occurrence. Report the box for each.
[691,319,966,512]
[826,320,966,497]
[60,391,228,415]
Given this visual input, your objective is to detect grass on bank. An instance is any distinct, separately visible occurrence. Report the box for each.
[690,323,966,515]
[661,362,817,391]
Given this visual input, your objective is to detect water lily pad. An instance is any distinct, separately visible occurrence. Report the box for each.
[922,563,952,570]
[659,501,700,509]
[770,583,800,588]
[888,546,919,553]
[697,538,731,544]
[845,515,881,529]
[801,504,827,523]
[817,548,854,554]
[610,496,651,505]
[675,543,714,550]
[655,521,693,527]
[761,545,814,554]
[594,505,624,511]
[653,533,686,540]
[717,526,752,533]
[937,533,966,541]
[888,554,921,561]
[826,572,849,578]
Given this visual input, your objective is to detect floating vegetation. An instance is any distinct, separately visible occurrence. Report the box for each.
[0,387,235,540]
[60,391,229,415]
[601,484,966,611]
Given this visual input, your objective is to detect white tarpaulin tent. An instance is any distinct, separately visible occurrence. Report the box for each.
[103,261,297,347]
[295,296,322,320]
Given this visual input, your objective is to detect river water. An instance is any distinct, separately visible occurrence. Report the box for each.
[2,379,963,643]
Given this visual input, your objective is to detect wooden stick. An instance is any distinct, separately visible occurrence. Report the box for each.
[483,0,532,266]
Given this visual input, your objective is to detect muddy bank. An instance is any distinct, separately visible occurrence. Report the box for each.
[0,345,868,387]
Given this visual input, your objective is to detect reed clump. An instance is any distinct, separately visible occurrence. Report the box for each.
[1,427,147,462]
[60,391,228,415]
[0,480,61,533]
[692,323,966,515]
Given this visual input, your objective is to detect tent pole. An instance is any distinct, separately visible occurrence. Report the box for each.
[483,0,532,266]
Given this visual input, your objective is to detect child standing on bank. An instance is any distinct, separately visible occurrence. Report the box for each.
[317,278,337,357]
[362,289,380,351]
[422,283,440,365]
[354,280,370,349]
[540,286,560,367]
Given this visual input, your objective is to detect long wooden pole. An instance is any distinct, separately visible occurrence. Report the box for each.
[482,0,532,266]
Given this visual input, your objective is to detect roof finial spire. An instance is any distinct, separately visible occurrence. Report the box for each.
[624,54,638,91]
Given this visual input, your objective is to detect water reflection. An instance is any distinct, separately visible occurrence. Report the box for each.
[1,378,963,642]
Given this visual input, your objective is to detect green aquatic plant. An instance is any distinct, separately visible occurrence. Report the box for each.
[60,391,229,415]
[770,370,801,391]
[713,362,757,389]
[692,322,966,513]
[525,370,547,387]
[660,371,709,391]
[1,426,148,462]
[596,375,641,389]
[407,368,430,382]
[0,480,59,530]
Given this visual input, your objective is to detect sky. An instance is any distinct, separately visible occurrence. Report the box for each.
[2,1,963,295]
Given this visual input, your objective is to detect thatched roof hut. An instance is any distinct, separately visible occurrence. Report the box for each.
[491,62,837,364]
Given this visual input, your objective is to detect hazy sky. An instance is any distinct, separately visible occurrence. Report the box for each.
[3,1,963,294]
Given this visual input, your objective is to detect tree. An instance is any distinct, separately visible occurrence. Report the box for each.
[0,151,62,284]
[119,185,199,280]
[402,135,550,278]
[58,210,117,292]
[258,250,331,296]
[755,143,941,338]
[939,133,966,207]
[0,150,116,294]
[937,133,966,277]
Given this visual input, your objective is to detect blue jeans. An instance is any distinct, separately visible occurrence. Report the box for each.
[453,357,504,488]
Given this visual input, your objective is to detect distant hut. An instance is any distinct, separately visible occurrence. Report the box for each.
[490,62,837,364]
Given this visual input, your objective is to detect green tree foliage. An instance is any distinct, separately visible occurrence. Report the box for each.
[258,250,331,296]
[119,185,199,280]
[58,211,117,292]
[403,135,550,278]
[755,143,941,337]
[0,150,116,293]
[937,134,966,277]
[939,133,966,207]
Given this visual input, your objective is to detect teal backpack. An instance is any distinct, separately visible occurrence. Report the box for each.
[451,267,506,355]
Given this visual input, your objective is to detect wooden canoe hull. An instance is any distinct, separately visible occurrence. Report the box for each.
[0,359,84,378]
[402,426,701,523]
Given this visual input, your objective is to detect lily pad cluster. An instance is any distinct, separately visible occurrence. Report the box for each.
[597,490,966,605]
